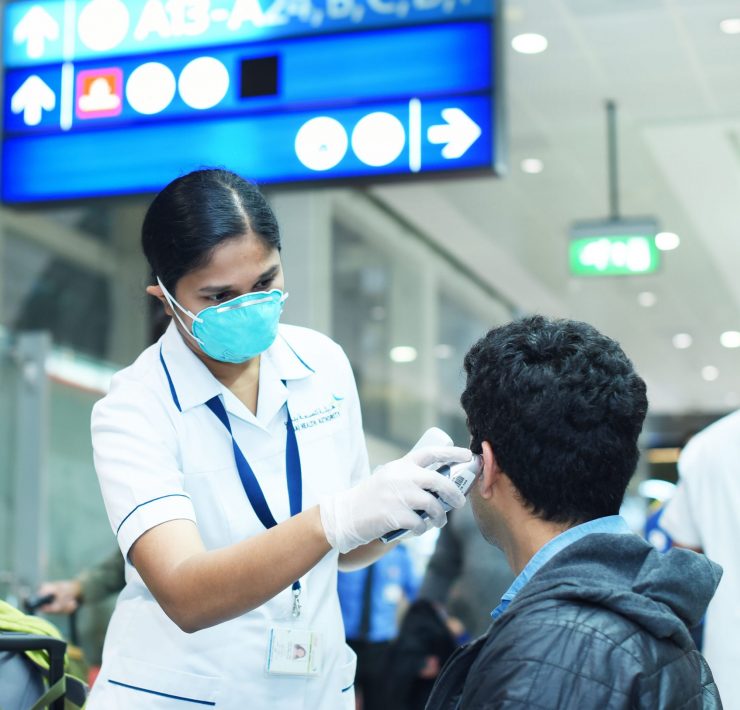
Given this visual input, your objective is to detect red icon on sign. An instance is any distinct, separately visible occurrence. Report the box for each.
[76,67,123,119]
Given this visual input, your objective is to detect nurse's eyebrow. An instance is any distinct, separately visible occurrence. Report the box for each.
[198,284,234,294]
[198,266,279,294]
[253,265,279,285]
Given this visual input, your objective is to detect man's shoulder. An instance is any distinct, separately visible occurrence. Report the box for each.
[484,598,639,654]
[473,593,686,682]
[457,601,689,709]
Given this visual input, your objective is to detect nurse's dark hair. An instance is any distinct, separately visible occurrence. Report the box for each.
[142,168,281,293]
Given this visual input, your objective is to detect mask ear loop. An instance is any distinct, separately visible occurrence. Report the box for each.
[156,277,205,346]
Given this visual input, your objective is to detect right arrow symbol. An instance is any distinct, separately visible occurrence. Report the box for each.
[11,75,56,126]
[13,6,59,59]
[427,108,482,159]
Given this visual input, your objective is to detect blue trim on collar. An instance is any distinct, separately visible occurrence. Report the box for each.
[279,333,315,374]
[159,346,182,412]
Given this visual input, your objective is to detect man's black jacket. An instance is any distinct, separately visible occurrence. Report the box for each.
[425,532,723,709]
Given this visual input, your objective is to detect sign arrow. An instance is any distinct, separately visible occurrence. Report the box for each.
[427,108,481,159]
[13,6,60,59]
[11,76,56,126]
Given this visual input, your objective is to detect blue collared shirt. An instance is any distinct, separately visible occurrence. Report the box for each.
[491,515,633,620]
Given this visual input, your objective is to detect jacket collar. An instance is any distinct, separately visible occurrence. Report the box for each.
[159,321,314,416]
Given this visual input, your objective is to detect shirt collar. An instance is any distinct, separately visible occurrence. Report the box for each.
[159,322,314,414]
[491,515,632,620]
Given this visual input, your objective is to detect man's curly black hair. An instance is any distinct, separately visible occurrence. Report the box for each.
[461,315,647,525]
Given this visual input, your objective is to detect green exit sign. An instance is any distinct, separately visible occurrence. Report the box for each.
[569,219,660,276]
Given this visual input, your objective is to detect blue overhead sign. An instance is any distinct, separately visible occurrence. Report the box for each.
[4,0,493,66]
[2,0,500,202]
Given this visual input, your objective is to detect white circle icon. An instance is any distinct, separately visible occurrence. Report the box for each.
[178,57,230,110]
[126,63,176,115]
[351,112,406,167]
[78,0,129,51]
[295,117,348,171]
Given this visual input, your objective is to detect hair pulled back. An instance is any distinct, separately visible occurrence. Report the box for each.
[142,168,281,293]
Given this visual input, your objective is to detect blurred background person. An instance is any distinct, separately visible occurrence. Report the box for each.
[36,549,124,617]
[338,543,419,710]
[660,411,740,709]
[419,504,514,640]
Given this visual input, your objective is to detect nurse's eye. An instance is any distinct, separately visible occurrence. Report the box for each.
[253,277,274,292]
[208,291,231,303]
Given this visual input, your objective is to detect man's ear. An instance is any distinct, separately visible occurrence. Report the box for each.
[145,284,173,317]
[477,440,501,500]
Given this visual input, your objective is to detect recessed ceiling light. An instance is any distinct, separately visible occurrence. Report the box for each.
[701,365,719,382]
[390,346,418,363]
[638,291,657,307]
[672,333,692,349]
[511,33,548,54]
[520,158,544,174]
[720,330,740,348]
[720,18,740,34]
[655,232,680,251]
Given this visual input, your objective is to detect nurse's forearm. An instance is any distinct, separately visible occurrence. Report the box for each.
[130,507,331,633]
[338,539,397,571]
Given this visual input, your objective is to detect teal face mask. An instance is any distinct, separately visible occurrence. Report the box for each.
[158,278,288,363]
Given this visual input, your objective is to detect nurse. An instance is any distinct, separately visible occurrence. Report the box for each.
[88,169,469,709]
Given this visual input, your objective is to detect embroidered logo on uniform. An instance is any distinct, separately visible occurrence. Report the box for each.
[292,401,341,431]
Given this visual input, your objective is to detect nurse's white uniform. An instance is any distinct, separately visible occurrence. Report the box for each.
[87,321,369,709]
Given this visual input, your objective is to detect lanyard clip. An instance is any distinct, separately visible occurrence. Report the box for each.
[292,587,302,619]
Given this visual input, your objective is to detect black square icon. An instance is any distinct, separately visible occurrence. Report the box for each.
[240,56,279,99]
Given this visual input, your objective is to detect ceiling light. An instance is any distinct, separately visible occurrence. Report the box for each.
[720,18,740,34]
[511,33,548,55]
[701,365,719,382]
[655,232,680,251]
[672,333,692,350]
[637,291,656,307]
[721,330,740,348]
[390,346,418,363]
[520,158,544,174]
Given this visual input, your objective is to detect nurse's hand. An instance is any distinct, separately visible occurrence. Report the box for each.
[319,444,470,554]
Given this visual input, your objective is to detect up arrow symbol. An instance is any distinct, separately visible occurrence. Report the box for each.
[13,6,60,59]
[11,76,56,126]
[427,108,482,159]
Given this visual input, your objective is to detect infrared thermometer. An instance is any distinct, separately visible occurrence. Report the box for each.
[380,454,483,543]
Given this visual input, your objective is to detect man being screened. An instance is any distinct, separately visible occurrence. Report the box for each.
[426,316,722,710]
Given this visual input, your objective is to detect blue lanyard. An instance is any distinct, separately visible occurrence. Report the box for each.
[203,394,303,531]
[160,349,304,604]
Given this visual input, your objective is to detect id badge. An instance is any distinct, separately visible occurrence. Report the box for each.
[266,627,322,677]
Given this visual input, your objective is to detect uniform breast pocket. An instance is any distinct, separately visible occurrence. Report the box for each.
[296,418,351,505]
[103,656,220,708]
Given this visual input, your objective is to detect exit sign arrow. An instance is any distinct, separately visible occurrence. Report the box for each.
[13,5,59,60]
[428,107,481,159]
[11,75,56,126]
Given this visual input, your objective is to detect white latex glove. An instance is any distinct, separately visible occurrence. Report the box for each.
[320,430,471,553]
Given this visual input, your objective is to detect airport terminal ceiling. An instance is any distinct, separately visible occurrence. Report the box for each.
[3,0,740,416]
[373,0,740,415]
